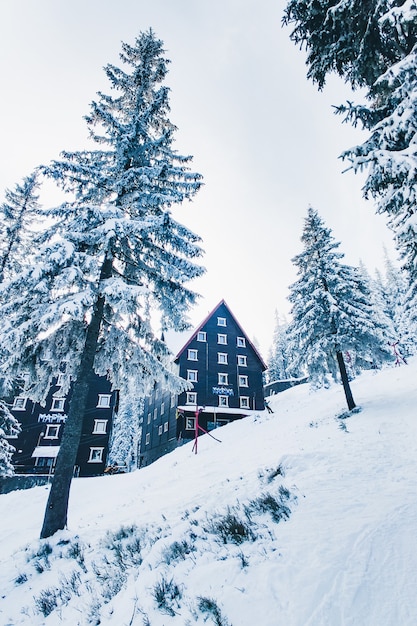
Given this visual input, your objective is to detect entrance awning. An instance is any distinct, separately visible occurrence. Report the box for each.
[31,446,60,458]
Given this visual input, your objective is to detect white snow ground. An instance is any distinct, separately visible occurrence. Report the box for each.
[1,358,416,625]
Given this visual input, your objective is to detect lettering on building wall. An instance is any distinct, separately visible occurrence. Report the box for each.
[38,413,68,424]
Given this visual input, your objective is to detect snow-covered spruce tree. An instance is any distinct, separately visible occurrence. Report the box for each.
[287,208,391,408]
[0,30,204,538]
[0,401,21,477]
[107,394,144,472]
[283,1,417,321]
[376,252,417,358]
[0,173,40,282]
[267,311,301,382]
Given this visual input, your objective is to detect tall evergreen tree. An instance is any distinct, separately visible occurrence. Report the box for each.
[0,173,40,282]
[0,30,204,537]
[287,208,391,406]
[283,1,417,314]
[267,311,301,382]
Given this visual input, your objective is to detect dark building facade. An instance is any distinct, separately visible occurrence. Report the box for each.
[8,373,118,478]
[140,300,267,466]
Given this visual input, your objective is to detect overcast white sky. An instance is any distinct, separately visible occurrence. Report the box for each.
[0,0,397,357]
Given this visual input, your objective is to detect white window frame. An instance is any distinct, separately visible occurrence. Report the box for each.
[12,397,27,411]
[51,397,65,412]
[153,408,158,420]
[188,349,198,361]
[187,370,198,383]
[93,419,108,434]
[218,372,228,385]
[158,425,163,435]
[197,331,207,342]
[217,333,227,345]
[88,447,104,463]
[160,401,165,415]
[170,394,176,408]
[217,317,227,326]
[147,412,151,425]
[237,355,247,367]
[237,336,246,348]
[164,421,169,432]
[56,373,66,386]
[186,391,197,405]
[145,433,150,445]
[218,353,228,365]
[238,375,249,387]
[44,424,60,439]
[218,395,229,408]
[186,417,196,430]
[240,396,250,409]
[97,394,111,408]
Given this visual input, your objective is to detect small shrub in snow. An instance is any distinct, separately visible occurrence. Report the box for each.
[153,575,182,616]
[161,539,196,565]
[66,538,87,571]
[207,509,256,545]
[14,572,28,585]
[197,596,231,626]
[34,587,59,617]
[247,492,291,523]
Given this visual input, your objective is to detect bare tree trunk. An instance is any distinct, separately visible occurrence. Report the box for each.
[336,350,356,411]
[40,256,112,539]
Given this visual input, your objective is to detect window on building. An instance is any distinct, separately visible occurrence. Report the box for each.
[51,397,65,412]
[164,421,169,432]
[237,336,246,348]
[160,402,165,415]
[217,333,227,345]
[12,397,27,411]
[188,349,198,361]
[218,395,229,408]
[186,417,196,430]
[187,370,198,382]
[45,424,60,439]
[186,392,197,405]
[93,419,108,434]
[88,447,104,463]
[170,394,176,408]
[237,355,247,367]
[158,425,163,435]
[153,408,158,420]
[147,412,151,424]
[97,394,111,408]
[197,331,206,342]
[218,373,228,385]
[56,373,66,386]
[145,433,150,445]
[217,317,227,326]
[240,396,250,409]
[218,353,228,364]
[238,375,249,387]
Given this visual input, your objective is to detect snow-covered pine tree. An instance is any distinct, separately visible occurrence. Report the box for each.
[0,30,204,538]
[377,251,417,358]
[0,401,21,477]
[0,173,40,282]
[283,1,417,325]
[107,394,144,472]
[287,208,391,406]
[267,310,300,382]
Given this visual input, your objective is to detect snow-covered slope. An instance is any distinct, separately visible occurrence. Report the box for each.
[1,359,416,625]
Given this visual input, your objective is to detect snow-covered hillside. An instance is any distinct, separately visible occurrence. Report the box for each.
[1,359,416,625]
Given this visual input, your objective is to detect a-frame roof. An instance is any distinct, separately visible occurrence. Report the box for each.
[174,299,267,370]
